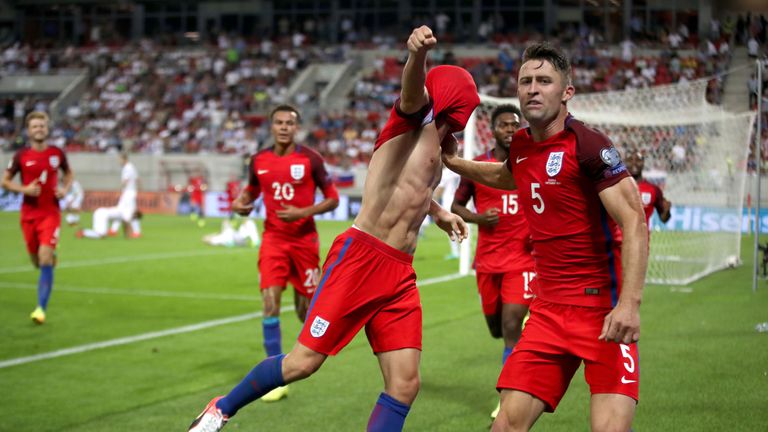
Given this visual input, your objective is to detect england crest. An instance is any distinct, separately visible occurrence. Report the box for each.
[545,152,564,177]
[310,316,330,337]
[641,192,651,205]
[49,155,60,169]
[290,164,305,180]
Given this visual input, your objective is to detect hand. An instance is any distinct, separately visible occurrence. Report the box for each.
[231,197,254,216]
[599,302,640,344]
[55,187,66,199]
[276,204,308,222]
[407,26,437,54]
[434,210,469,243]
[476,208,499,227]
[440,134,459,167]
[23,179,41,197]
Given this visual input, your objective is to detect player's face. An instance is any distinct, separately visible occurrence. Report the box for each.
[271,110,299,147]
[625,152,644,178]
[493,112,520,150]
[27,118,49,143]
[518,60,574,127]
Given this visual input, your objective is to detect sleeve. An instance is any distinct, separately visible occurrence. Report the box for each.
[5,150,21,177]
[453,176,475,207]
[59,149,70,173]
[653,184,666,214]
[246,155,261,198]
[573,122,629,192]
[309,151,339,201]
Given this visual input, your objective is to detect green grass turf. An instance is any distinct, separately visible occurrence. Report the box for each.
[0,212,766,431]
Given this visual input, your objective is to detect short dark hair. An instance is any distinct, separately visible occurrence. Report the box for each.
[269,104,301,122]
[522,42,572,85]
[490,104,522,128]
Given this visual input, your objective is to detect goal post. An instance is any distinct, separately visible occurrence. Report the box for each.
[460,80,756,285]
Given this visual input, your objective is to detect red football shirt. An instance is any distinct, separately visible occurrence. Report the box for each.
[636,179,666,226]
[454,151,534,273]
[247,145,339,237]
[504,116,630,308]
[6,146,69,221]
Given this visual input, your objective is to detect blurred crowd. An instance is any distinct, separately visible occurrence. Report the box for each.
[1,13,767,176]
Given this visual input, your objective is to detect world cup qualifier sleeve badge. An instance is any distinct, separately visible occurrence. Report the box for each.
[545,151,564,177]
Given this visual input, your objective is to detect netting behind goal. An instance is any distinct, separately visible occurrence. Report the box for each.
[461,80,756,286]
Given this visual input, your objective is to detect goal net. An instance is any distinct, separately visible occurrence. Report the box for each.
[461,79,756,285]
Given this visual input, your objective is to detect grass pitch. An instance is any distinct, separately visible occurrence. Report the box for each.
[0,212,766,431]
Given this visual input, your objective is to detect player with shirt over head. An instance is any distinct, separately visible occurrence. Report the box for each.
[451,103,535,420]
[230,104,340,402]
[2,111,74,324]
[188,25,474,432]
[442,42,648,432]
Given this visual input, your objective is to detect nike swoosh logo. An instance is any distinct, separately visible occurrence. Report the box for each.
[523,293,534,299]
[516,156,528,164]
[621,376,637,384]
[25,161,36,166]
[257,169,269,175]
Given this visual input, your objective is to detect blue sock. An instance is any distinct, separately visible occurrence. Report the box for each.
[367,392,410,432]
[38,265,54,310]
[502,346,513,366]
[262,317,282,356]
[216,354,286,417]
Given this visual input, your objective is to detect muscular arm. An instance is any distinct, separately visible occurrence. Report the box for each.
[278,196,339,222]
[2,170,39,196]
[399,26,435,114]
[231,187,257,216]
[57,168,74,198]
[441,135,516,190]
[658,198,672,223]
[598,177,648,344]
[429,199,468,242]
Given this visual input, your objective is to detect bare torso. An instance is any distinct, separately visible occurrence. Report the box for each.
[354,122,446,254]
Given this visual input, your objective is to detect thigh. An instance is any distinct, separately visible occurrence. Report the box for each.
[366,282,422,353]
[492,389,547,432]
[258,238,291,289]
[287,236,321,299]
[476,272,502,315]
[497,301,581,412]
[37,214,61,250]
[500,269,535,306]
[21,219,39,255]
[583,340,639,402]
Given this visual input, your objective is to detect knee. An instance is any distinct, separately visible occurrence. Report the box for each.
[489,324,503,339]
[388,374,420,405]
[283,353,323,381]
[591,419,633,432]
[501,318,522,339]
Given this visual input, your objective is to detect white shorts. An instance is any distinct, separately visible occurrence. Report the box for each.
[93,207,124,236]
[117,191,137,222]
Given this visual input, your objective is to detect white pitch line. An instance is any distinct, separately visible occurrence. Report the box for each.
[0,249,244,274]
[0,273,468,369]
[0,282,261,302]
[0,307,288,370]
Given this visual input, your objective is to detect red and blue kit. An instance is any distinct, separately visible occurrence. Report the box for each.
[454,151,536,312]
[636,179,666,226]
[6,146,69,254]
[374,65,480,150]
[248,145,339,297]
[298,227,421,355]
[498,116,639,408]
